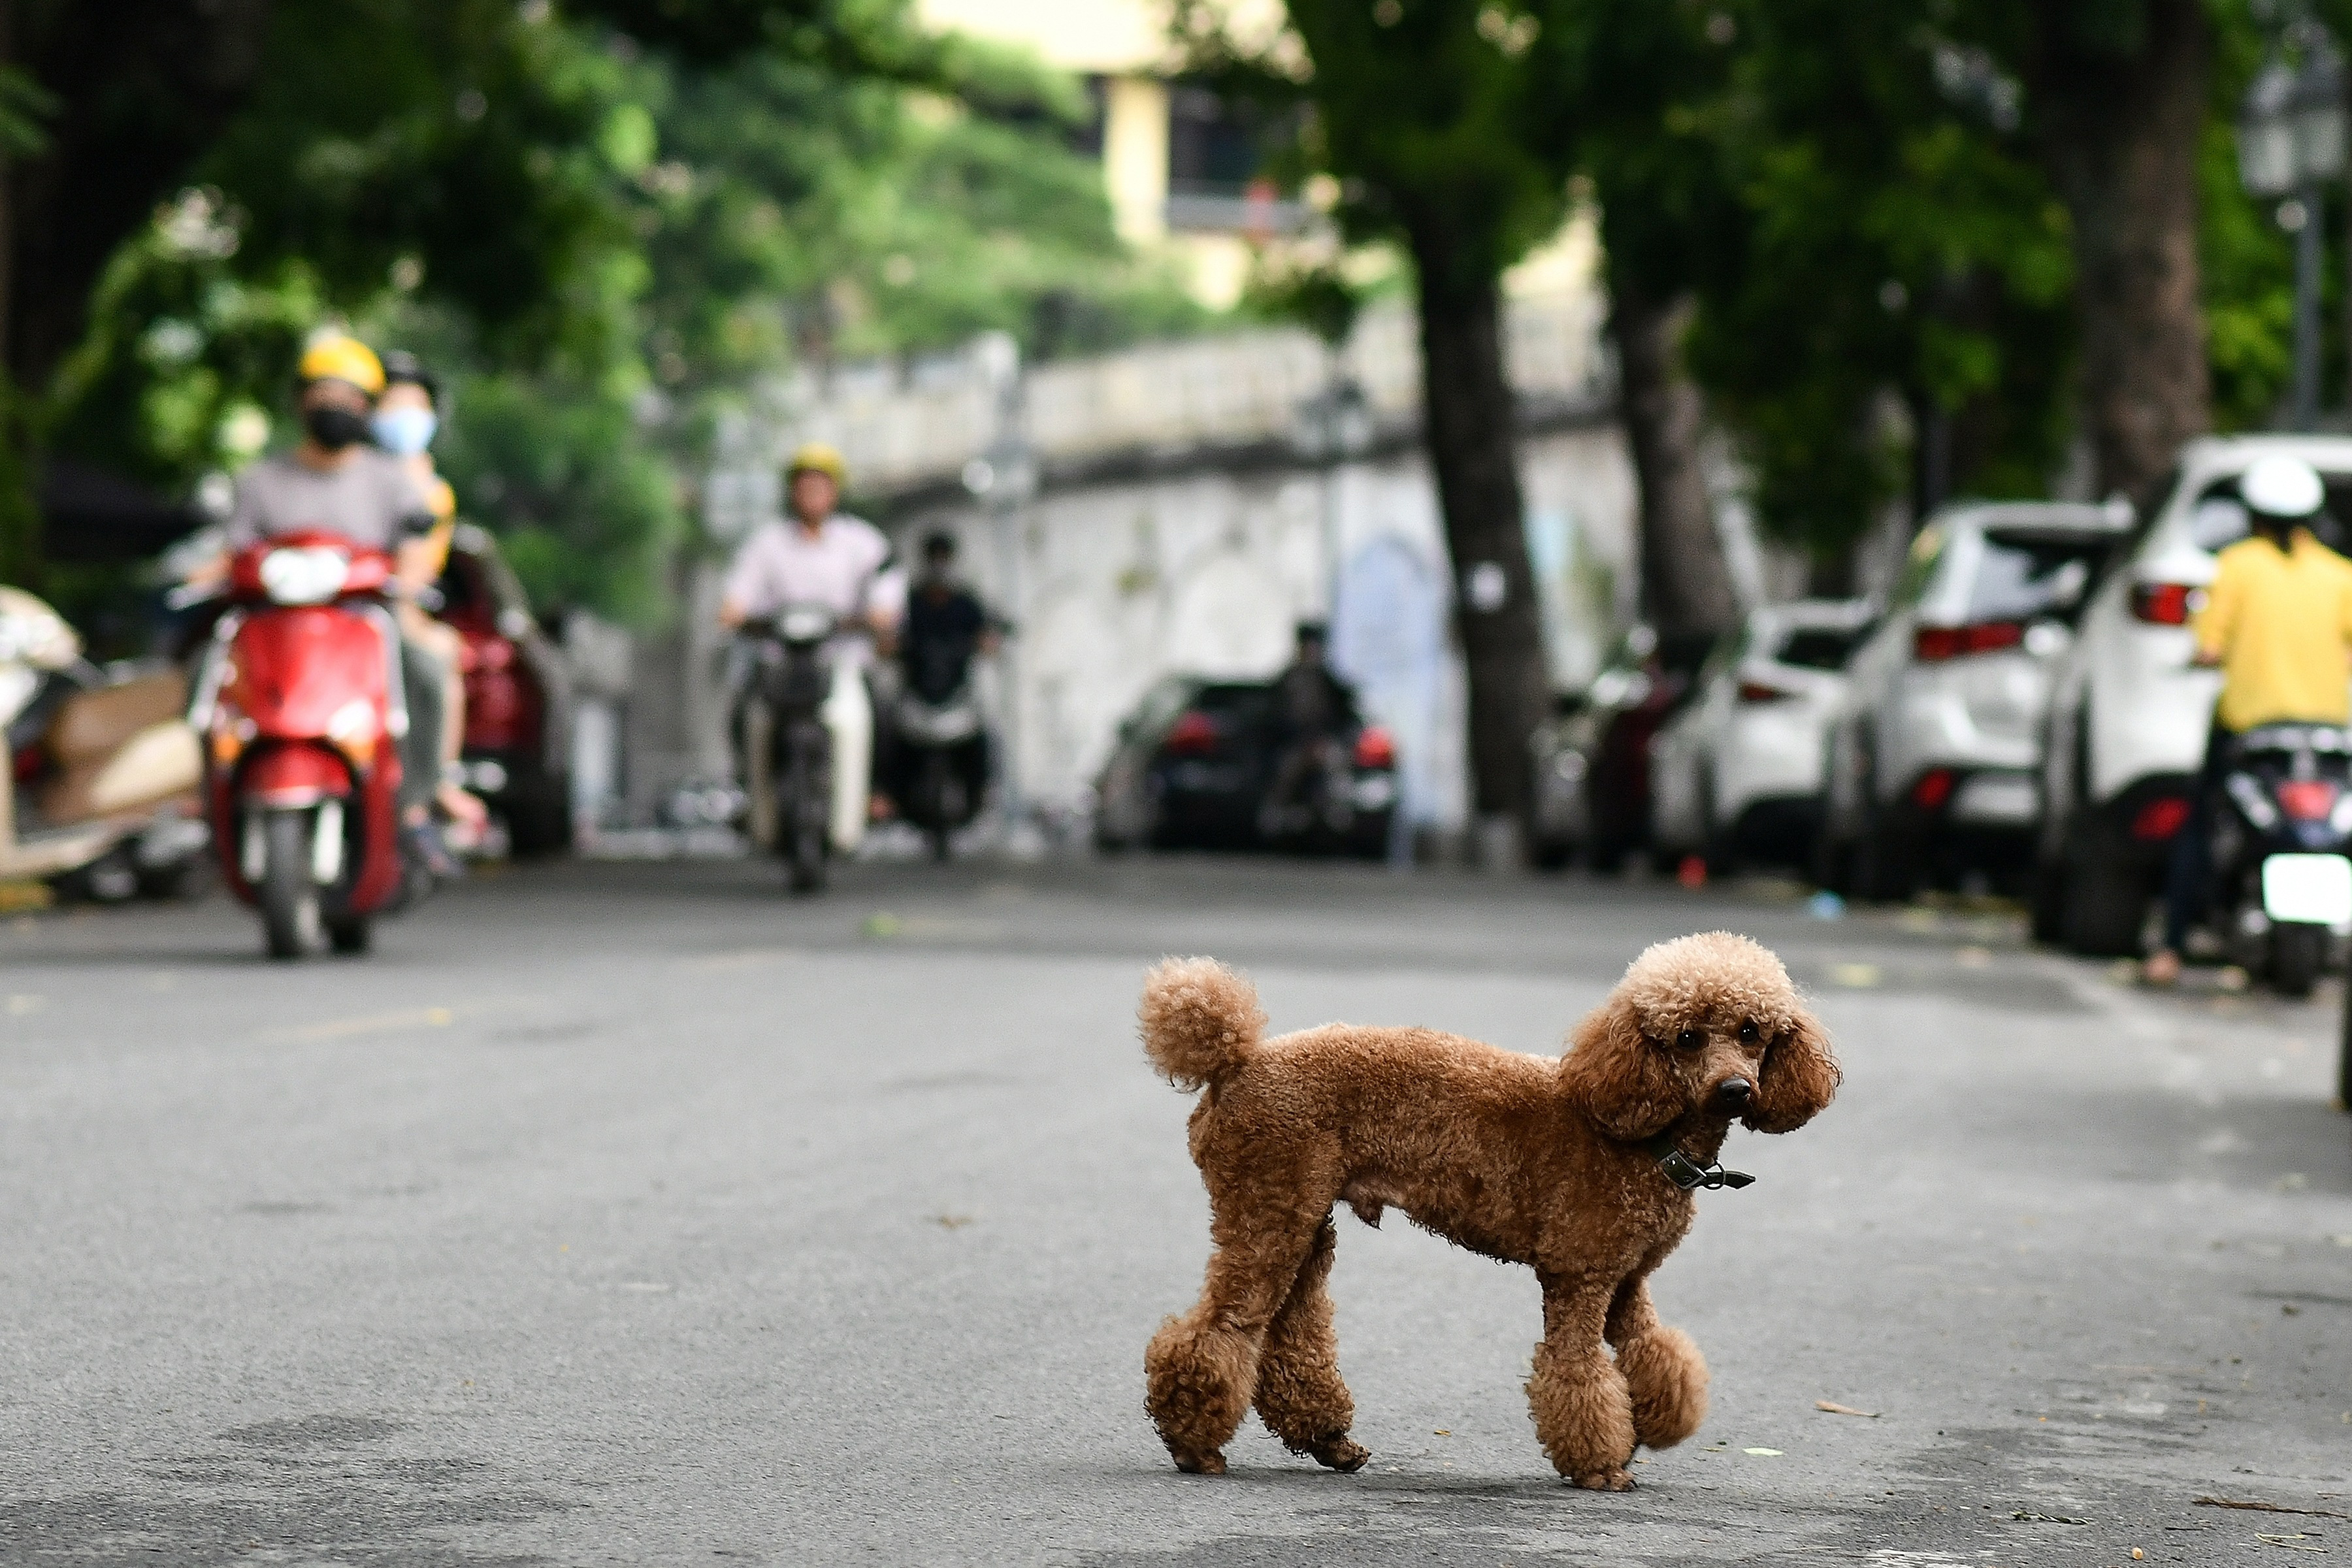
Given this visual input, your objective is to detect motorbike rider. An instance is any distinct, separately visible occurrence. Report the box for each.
[1259,621,1361,838]
[198,335,462,875]
[373,350,489,849]
[900,532,998,703]
[883,531,999,802]
[2144,453,2352,985]
[717,442,898,852]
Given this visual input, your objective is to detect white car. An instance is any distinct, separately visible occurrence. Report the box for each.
[2034,434,2352,953]
[1650,600,1874,870]
[1818,500,2130,900]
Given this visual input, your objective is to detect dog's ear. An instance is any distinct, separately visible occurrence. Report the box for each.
[1560,993,1684,1141]
[1743,1003,1840,1134]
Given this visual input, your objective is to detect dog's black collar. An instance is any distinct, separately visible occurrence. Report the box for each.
[1645,1132,1754,1192]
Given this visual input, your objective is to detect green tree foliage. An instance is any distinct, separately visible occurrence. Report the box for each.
[31,0,1193,629]
[1680,1,2078,559]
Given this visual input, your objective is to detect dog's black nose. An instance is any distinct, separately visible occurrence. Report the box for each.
[1717,1077,1754,1108]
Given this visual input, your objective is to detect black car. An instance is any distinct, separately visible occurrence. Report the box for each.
[1092,676,1397,857]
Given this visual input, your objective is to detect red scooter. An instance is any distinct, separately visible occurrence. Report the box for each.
[189,531,409,958]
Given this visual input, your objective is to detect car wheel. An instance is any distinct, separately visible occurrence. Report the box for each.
[2060,808,2148,957]
[2027,855,2067,945]
[2335,977,2352,1110]
[2271,922,2327,999]
[1848,748,1913,904]
[504,762,574,858]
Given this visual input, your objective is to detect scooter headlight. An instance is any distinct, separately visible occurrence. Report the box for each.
[259,546,351,605]
[778,606,835,644]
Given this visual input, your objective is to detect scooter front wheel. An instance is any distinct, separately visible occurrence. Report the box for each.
[258,808,321,960]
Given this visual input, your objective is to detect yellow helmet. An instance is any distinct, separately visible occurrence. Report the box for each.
[298,334,385,396]
[785,442,847,485]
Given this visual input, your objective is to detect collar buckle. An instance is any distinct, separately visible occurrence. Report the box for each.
[1648,1137,1756,1192]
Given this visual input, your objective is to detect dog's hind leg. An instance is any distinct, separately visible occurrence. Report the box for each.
[1251,1218,1367,1473]
[1146,1209,1328,1475]
[1526,1272,1638,1490]
[1607,1273,1708,1451]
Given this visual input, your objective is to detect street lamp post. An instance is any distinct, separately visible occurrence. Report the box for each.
[2240,25,2348,431]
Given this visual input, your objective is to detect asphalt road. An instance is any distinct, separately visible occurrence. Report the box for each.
[3,851,2348,1566]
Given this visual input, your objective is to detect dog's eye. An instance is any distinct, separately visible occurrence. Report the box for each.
[1738,1020,1760,1045]
[1674,1028,1703,1051]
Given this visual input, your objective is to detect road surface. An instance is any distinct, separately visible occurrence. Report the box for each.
[2,853,2347,1564]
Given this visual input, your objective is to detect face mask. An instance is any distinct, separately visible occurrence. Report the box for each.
[304,404,371,452]
[371,406,438,457]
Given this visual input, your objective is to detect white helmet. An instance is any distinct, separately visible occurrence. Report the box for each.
[2241,454,2326,519]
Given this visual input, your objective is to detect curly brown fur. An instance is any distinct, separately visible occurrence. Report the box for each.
[1139,933,1838,1486]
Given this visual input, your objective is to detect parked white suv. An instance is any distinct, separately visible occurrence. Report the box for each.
[1650,600,1874,870]
[1817,500,2129,900]
[2033,434,2352,953]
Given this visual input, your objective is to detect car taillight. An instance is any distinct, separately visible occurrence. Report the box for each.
[2278,779,2339,821]
[1352,725,1396,768]
[1912,768,1956,810]
[1736,680,1794,704]
[1163,711,1220,757]
[11,743,42,783]
[2130,796,2191,841]
[1913,622,2024,662]
[2129,583,2200,626]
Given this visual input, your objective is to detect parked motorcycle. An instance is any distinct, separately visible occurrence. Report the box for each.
[890,678,987,861]
[738,606,837,894]
[3,586,205,895]
[2191,723,2352,998]
[190,531,410,958]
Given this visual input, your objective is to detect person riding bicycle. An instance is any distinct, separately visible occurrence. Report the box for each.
[717,443,898,852]
[1259,621,1362,840]
[2144,454,2352,985]
[203,334,464,875]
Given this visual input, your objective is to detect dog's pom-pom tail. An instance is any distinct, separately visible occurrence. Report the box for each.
[1139,957,1265,1090]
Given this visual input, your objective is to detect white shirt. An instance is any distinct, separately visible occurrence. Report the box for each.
[723,515,894,662]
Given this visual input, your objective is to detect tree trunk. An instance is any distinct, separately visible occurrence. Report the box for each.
[2031,0,2210,505]
[1405,217,1545,827]
[1612,285,1737,647]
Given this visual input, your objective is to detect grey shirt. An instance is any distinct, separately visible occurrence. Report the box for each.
[224,448,430,553]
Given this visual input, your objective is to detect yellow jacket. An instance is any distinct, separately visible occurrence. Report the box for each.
[2195,527,2352,730]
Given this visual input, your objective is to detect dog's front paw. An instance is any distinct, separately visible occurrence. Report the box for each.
[1307,1435,1370,1473]
[1171,1449,1227,1476]
[1568,1467,1635,1492]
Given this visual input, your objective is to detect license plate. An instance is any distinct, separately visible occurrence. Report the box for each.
[1952,773,2038,823]
[2261,854,2352,924]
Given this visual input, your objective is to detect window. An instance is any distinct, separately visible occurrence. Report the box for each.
[1775,627,1866,670]
[2187,474,2352,553]
[1966,530,2112,625]
[1893,525,1946,608]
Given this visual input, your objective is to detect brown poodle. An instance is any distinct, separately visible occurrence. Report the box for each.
[1139,931,1838,1490]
